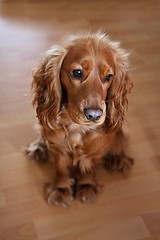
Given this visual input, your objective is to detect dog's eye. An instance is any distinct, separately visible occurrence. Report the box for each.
[104,74,113,83]
[71,69,83,80]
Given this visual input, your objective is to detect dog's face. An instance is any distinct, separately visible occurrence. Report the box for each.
[33,33,131,131]
[60,42,115,126]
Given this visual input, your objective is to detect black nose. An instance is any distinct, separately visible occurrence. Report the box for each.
[84,108,103,122]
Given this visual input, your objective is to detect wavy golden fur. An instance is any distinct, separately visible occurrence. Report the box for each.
[26,32,133,208]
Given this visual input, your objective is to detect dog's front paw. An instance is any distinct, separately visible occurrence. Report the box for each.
[76,184,103,204]
[45,185,74,208]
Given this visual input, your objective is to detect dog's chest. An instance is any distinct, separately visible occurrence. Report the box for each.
[65,123,87,152]
[64,123,98,169]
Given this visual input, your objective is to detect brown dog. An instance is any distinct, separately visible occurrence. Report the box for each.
[26,32,133,208]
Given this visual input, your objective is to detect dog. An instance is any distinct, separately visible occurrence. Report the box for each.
[26,32,133,208]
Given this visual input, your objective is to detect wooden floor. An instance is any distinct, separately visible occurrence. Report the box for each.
[0,0,160,239]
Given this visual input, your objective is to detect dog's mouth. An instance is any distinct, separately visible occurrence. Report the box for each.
[67,101,106,126]
[69,111,106,126]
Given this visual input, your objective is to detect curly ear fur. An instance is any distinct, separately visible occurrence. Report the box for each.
[106,42,132,131]
[32,46,67,129]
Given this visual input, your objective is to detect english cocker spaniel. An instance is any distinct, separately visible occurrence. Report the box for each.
[26,32,133,208]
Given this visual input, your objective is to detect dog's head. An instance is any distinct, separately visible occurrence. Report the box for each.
[32,32,132,131]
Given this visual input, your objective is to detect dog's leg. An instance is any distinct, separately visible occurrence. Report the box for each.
[76,169,103,204]
[44,154,74,208]
[25,138,49,163]
[104,130,134,173]
[45,172,74,208]
[26,139,74,208]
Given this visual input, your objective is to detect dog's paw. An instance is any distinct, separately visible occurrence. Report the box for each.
[104,152,134,173]
[25,140,48,163]
[45,185,74,208]
[76,184,103,204]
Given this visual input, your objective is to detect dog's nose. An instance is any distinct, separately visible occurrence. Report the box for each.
[84,108,103,122]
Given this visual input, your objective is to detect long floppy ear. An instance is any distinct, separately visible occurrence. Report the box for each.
[106,43,132,131]
[32,46,67,129]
